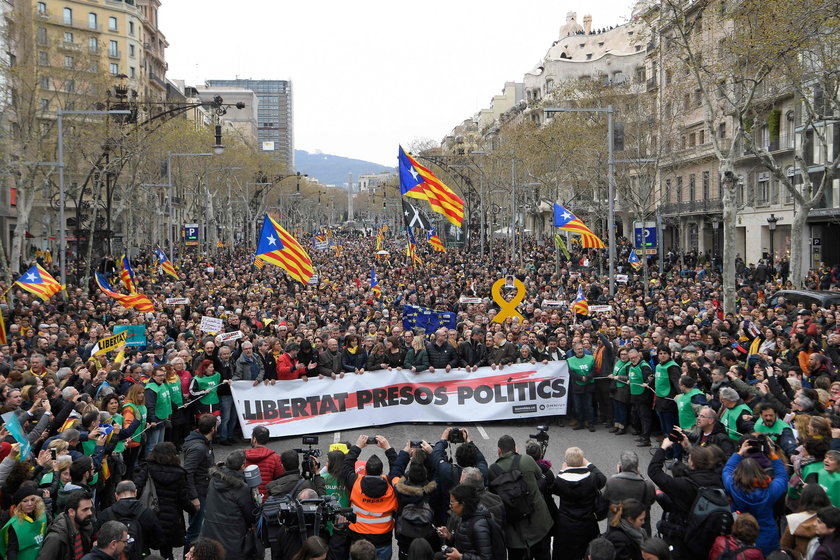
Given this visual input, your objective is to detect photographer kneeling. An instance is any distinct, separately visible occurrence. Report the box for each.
[436,484,495,560]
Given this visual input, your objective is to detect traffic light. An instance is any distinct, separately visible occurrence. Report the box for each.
[613,122,625,151]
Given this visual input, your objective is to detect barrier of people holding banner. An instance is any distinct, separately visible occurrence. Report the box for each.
[230,361,569,438]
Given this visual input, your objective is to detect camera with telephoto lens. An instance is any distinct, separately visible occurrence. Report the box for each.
[293,436,321,480]
[270,494,356,538]
[448,427,465,444]
[529,425,549,444]
[434,546,454,560]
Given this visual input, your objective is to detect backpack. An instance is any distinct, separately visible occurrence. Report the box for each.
[713,539,761,560]
[489,455,534,523]
[485,513,508,560]
[114,510,145,560]
[139,474,159,514]
[682,482,734,557]
[396,499,435,539]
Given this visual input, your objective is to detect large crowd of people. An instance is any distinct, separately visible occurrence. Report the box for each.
[1,230,840,560]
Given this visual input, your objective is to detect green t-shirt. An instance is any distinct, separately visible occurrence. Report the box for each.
[568,354,595,386]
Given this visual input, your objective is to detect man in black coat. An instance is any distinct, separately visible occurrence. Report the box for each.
[97,480,163,558]
[458,329,488,372]
[427,328,459,373]
[182,414,216,548]
[200,450,258,560]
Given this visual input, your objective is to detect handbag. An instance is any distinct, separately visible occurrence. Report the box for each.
[241,527,262,560]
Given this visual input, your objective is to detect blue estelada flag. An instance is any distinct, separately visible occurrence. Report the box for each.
[370,265,381,298]
[572,285,589,316]
[629,249,642,270]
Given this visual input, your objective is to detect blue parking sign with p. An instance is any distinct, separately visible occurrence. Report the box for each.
[184,224,199,246]
[633,222,657,249]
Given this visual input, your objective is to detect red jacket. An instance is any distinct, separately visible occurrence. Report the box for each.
[276,353,301,380]
[709,536,764,560]
[245,446,285,500]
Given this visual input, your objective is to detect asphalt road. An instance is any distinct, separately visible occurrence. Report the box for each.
[214,418,665,532]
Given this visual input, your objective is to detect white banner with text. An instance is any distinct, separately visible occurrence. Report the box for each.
[230,362,569,438]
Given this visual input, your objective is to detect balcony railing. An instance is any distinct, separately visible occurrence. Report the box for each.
[660,198,723,216]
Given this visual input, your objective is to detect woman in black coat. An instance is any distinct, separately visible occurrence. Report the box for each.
[552,448,607,560]
[604,499,646,560]
[437,484,494,560]
[200,450,258,560]
[134,442,197,560]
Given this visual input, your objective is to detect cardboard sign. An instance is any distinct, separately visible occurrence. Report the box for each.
[589,305,614,314]
[113,325,147,347]
[200,316,224,335]
[615,274,629,283]
[307,274,320,285]
[164,297,190,305]
[218,330,244,343]
[542,300,565,308]
[92,331,128,356]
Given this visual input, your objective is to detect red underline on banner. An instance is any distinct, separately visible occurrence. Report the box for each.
[243,370,553,426]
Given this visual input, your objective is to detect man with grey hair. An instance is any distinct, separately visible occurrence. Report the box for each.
[234,340,264,385]
[318,338,343,378]
[603,451,656,535]
[718,386,755,441]
[97,480,163,557]
[460,466,505,525]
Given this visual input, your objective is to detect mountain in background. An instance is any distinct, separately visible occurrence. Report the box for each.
[295,149,394,187]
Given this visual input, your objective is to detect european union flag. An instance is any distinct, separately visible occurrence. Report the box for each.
[402,305,456,335]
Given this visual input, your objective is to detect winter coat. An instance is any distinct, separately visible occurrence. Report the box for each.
[133,461,196,548]
[244,446,285,499]
[201,466,258,560]
[553,464,606,553]
[341,444,399,547]
[604,472,656,509]
[341,348,368,372]
[723,454,788,555]
[813,532,840,560]
[276,352,303,380]
[452,509,494,560]
[234,352,265,382]
[647,448,723,523]
[492,452,553,549]
[36,513,93,560]
[686,420,737,456]
[381,349,407,369]
[604,524,644,560]
[393,477,437,523]
[404,348,429,372]
[427,341,459,369]
[317,348,342,377]
[265,469,326,498]
[96,497,164,554]
[182,431,215,500]
[487,342,518,366]
[780,510,819,559]
[708,536,764,560]
[458,340,488,368]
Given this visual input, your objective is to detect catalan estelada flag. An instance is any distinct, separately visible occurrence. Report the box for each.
[370,266,381,298]
[629,249,642,270]
[154,248,178,279]
[406,228,423,266]
[572,285,589,316]
[256,214,315,284]
[553,203,605,249]
[118,254,136,292]
[399,146,464,227]
[15,264,63,301]
[0,307,6,345]
[94,273,155,313]
[253,255,265,269]
[427,229,446,252]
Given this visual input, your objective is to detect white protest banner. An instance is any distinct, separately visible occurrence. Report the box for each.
[615,274,629,283]
[218,330,244,343]
[307,274,320,285]
[200,316,224,334]
[569,272,580,278]
[542,300,565,308]
[231,362,569,438]
[458,296,483,304]
[164,297,190,305]
[589,305,614,314]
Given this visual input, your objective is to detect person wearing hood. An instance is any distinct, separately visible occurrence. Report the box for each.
[723,438,788,555]
[341,435,399,560]
[603,499,647,560]
[200,450,258,560]
[393,456,438,558]
[96,480,163,559]
[552,446,606,560]
[244,425,284,500]
[134,442,197,560]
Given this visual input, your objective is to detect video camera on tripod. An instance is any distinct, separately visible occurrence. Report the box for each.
[293,435,322,480]
[529,425,549,455]
[273,494,356,538]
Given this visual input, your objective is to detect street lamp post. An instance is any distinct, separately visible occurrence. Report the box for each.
[767,213,780,264]
[57,108,130,290]
[545,105,617,296]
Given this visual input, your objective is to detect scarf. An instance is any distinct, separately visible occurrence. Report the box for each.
[347,346,359,355]
[619,519,645,547]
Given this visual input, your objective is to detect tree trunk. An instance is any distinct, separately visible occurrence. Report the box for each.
[790,202,807,287]
[721,165,737,314]
[9,177,36,274]
[81,180,103,298]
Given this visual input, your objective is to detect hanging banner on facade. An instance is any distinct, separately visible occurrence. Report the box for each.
[231,362,569,438]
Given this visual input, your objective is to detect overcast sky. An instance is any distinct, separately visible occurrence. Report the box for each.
[161,1,636,168]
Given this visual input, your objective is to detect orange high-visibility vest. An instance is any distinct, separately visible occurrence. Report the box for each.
[348,476,398,534]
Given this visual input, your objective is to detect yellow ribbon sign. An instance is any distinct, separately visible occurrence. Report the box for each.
[491,278,526,323]
[92,331,128,356]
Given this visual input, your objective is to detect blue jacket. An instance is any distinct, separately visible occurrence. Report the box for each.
[723,454,788,554]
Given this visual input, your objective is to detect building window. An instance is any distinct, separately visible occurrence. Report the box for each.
[719,122,726,138]
[129,66,136,78]
[109,16,117,31]
[109,40,118,57]
[689,174,696,201]
[128,44,135,57]
[39,76,49,89]
[37,2,46,15]
[37,27,47,45]
[665,179,673,202]
[757,172,770,205]
[65,79,74,93]
[109,63,119,75]
[41,98,49,110]
[676,176,683,202]
[129,21,135,35]
[63,7,72,25]
[88,12,97,30]
[89,37,98,53]
[89,60,99,73]
[703,171,710,199]
[64,31,73,43]
[64,55,74,68]
[38,51,48,66]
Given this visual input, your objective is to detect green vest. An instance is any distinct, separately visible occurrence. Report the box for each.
[568,355,595,386]
[0,514,47,560]
[816,468,840,508]
[629,363,646,395]
[720,403,753,440]
[612,360,629,388]
[146,381,173,420]
[655,360,678,398]
[803,460,825,481]
[195,373,221,405]
[122,402,147,443]
[168,379,184,407]
[111,413,126,453]
[675,388,703,430]
[754,418,790,442]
